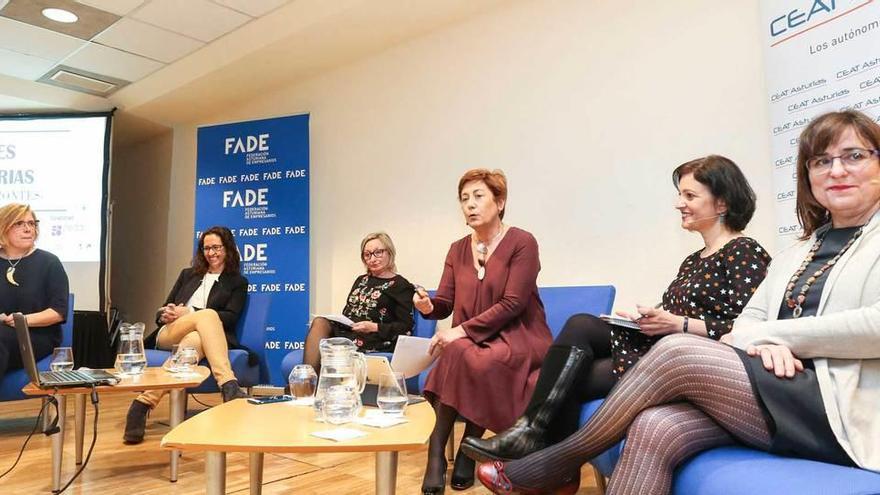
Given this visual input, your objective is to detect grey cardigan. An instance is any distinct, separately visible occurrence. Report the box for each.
[732,211,880,471]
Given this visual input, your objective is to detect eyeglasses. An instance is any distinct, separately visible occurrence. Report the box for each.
[362,249,387,260]
[203,245,225,253]
[11,220,39,230]
[807,148,879,175]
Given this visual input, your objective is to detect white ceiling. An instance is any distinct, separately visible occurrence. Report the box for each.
[0,0,513,132]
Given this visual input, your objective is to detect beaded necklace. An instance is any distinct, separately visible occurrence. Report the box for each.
[784,227,863,318]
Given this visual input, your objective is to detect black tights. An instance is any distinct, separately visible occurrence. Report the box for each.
[424,400,485,486]
[302,317,332,373]
[503,334,771,495]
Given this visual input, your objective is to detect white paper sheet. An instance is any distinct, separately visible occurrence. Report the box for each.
[311,428,368,442]
[314,314,354,327]
[390,335,436,378]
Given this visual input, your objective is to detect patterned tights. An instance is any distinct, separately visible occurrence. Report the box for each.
[502,334,771,495]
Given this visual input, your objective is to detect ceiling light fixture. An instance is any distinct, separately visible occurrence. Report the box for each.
[42,8,78,23]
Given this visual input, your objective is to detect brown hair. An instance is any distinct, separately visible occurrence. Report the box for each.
[672,155,756,232]
[0,203,39,247]
[193,226,241,276]
[457,168,508,219]
[795,110,880,238]
[360,232,397,273]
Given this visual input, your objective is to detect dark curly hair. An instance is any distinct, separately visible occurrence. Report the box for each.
[192,226,241,276]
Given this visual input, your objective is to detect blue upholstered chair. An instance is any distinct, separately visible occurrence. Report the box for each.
[144,293,271,392]
[0,294,75,402]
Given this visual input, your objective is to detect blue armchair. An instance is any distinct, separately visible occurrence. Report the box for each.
[144,293,271,392]
[0,294,75,402]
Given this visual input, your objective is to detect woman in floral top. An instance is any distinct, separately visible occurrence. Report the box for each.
[303,232,415,371]
[463,155,771,466]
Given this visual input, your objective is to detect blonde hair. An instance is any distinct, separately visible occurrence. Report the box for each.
[360,232,397,273]
[0,203,38,247]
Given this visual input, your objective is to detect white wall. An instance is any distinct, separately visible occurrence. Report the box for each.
[165,0,776,316]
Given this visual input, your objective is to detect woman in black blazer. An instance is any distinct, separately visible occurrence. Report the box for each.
[123,226,250,444]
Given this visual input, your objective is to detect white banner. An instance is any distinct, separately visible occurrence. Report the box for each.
[760,0,880,243]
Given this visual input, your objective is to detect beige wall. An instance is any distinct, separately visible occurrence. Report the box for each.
[163,0,776,316]
[110,128,173,327]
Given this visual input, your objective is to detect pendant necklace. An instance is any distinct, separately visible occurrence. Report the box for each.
[475,225,505,281]
[6,257,22,286]
[784,227,862,318]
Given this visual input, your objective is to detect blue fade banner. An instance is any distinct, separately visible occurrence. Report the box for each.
[760,0,880,244]
[195,114,309,385]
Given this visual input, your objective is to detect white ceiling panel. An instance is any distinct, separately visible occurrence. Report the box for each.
[213,0,288,17]
[62,42,164,82]
[0,48,56,80]
[94,18,204,64]
[75,0,146,16]
[0,18,85,61]
[132,0,252,42]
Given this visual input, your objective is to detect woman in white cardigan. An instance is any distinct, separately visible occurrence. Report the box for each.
[475,109,880,495]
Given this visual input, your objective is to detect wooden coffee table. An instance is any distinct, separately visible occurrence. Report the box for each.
[23,366,210,492]
[162,399,435,494]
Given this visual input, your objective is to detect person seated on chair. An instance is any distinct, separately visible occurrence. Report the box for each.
[475,110,880,495]
[0,203,69,380]
[123,226,250,444]
[303,232,414,372]
[462,155,771,465]
[413,168,554,493]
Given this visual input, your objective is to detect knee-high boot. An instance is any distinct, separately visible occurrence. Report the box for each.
[461,345,588,462]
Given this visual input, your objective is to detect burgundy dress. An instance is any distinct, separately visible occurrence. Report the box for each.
[422,227,552,433]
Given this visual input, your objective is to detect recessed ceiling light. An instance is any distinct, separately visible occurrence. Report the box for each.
[42,8,78,23]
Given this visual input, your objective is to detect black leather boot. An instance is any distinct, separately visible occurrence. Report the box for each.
[461,346,588,462]
[221,380,248,402]
[450,447,476,490]
[123,399,151,444]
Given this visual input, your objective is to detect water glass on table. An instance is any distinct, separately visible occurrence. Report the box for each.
[50,347,74,372]
[377,371,407,417]
[288,364,317,400]
[173,347,199,376]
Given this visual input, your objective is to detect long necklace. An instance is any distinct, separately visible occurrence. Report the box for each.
[474,224,505,281]
[784,227,863,318]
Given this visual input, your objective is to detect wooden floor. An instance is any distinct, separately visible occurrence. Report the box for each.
[0,393,602,494]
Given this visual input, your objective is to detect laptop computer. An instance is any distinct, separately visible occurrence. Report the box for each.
[13,313,119,388]
[361,355,425,407]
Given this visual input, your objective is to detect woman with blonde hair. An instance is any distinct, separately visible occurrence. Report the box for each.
[302,232,415,371]
[0,203,69,381]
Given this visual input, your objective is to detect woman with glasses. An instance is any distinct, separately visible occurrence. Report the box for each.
[302,232,415,371]
[124,226,250,444]
[414,168,554,494]
[0,203,69,381]
[476,110,880,494]
[462,156,770,472]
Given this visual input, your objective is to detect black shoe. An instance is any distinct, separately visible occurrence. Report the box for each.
[462,346,588,462]
[221,380,248,402]
[422,458,448,494]
[450,449,475,490]
[123,400,151,444]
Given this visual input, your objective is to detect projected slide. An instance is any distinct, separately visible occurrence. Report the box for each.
[0,115,109,311]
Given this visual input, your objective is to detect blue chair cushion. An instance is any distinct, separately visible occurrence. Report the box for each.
[672,446,880,495]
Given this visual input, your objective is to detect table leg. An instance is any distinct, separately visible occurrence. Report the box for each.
[168,389,185,482]
[375,451,398,495]
[205,451,227,495]
[51,395,66,492]
[75,393,86,465]
[249,452,263,494]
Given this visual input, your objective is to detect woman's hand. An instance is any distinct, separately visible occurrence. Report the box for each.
[0,313,12,327]
[351,321,379,334]
[428,326,467,355]
[634,305,685,336]
[160,304,188,324]
[719,333,734,345]
[747,343,804,378]
[413,286,433,315]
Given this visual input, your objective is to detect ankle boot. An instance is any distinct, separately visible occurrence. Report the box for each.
[123,400,151,444]
[461,346,588,462]
[450,447,476,490]
[221,380,248,402]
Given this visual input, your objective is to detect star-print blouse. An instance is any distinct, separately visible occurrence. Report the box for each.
[611,236,771,375]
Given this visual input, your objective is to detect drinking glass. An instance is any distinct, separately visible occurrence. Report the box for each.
[50,347,74,372]
[377,371,407,417]
[174,347,199,376]
[289,364,318,400]
[161,344,181,372]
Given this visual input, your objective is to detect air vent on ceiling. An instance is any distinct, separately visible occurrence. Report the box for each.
[38,65,129,97]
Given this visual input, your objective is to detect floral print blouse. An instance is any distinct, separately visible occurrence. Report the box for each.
[332,274,415,351]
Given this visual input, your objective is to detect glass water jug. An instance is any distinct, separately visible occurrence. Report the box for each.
[314,337,366,423]
[115,322,147,375]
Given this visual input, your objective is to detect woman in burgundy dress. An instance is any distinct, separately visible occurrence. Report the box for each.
[414,169,553,493]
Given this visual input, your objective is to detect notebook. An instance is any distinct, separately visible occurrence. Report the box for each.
[13,313,119,388]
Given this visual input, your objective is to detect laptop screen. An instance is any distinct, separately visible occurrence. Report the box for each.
[13,313,44,387]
